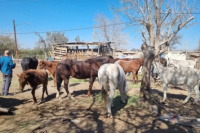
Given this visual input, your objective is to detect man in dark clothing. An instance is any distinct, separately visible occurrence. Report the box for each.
[0,50,16,96]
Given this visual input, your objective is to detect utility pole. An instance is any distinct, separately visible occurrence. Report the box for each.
[13,19,19,64]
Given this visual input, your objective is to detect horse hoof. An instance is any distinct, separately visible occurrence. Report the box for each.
[161,100,166,104]
[121,100,126,104]
[70,96,75,100]
[107,114,113,119]
[192,102,197,105]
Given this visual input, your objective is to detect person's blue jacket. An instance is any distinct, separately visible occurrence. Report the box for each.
[0,56,16,74]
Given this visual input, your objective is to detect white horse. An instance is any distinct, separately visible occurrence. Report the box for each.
[98,63,128,118]
[153,62,200,104]
[168,58,196,69]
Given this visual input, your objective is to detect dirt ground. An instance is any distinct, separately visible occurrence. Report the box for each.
[0,65,200,133]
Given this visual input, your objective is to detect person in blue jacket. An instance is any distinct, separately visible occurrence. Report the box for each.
[0,50,16,96]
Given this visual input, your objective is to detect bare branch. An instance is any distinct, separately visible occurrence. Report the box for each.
[161,16,194,45]
[161,9,171,24]
[142,31,147,44]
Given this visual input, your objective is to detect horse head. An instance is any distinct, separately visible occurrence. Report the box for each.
[17,73,29,91]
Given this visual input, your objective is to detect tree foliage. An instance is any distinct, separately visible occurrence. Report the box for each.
[18,48,44,59]
[0,35,15,56]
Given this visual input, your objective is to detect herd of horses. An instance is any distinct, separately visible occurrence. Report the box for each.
[17,56,143,117]
[16,55,200,117]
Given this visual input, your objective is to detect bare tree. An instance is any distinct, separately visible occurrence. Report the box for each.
[94,13,129,50]
[35,32,48,60]
[35,32,69,60]
[113,0,200,101]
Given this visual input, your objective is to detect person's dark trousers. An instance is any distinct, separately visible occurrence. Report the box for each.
[2,74,12,96]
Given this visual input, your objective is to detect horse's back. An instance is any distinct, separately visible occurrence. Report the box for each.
[86,55,115,64]
[21,57,32,71]
[156,63,199,85]
[19,69,48,86]
[21,57,38,71]
[31,57,38,69]
[116,60,135,72]
[98,63,125,86]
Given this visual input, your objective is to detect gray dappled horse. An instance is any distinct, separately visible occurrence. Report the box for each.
[168,58,196,69]
[153,62,200,104]
[98,63,128,118]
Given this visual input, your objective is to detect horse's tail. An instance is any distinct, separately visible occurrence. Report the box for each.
[101,85,108,112]
[98,65,109,111]
[99,74,108,103]
[56,65,63,97]
[116,63,128,94]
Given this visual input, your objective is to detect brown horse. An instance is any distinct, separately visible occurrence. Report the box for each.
[116,58,144,84]
[38,60,58,89]
[17,69,48,104]
[56,55,115,98]
[114,58,133,62]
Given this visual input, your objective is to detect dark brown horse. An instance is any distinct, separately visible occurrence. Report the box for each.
[21,56,38,71]
[56,55,115,98]
[116,58,144,84]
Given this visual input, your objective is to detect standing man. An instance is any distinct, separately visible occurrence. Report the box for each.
[0,50,16,96]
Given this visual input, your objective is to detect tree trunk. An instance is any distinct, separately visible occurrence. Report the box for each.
[107,42,113,55]
[140,43,155,101]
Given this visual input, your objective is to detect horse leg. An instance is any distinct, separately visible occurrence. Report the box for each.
[193,84,199,104]
[162,84,168,102]
[41,84,48,103]
[31,87,37,104]
[53,76,56,89]
[41,84,45,102]
[88,76,96,97]
[45,84,49,96]
[64,79,72,99]
[56,72,63,99]
[132,71,136,84]
[183,86,193,104]
[108,83,115,118]
[136,71,139,84]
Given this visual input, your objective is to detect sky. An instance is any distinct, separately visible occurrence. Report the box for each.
[0,0,200,51]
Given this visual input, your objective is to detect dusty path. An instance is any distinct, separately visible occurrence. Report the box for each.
[0,66,199,133]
